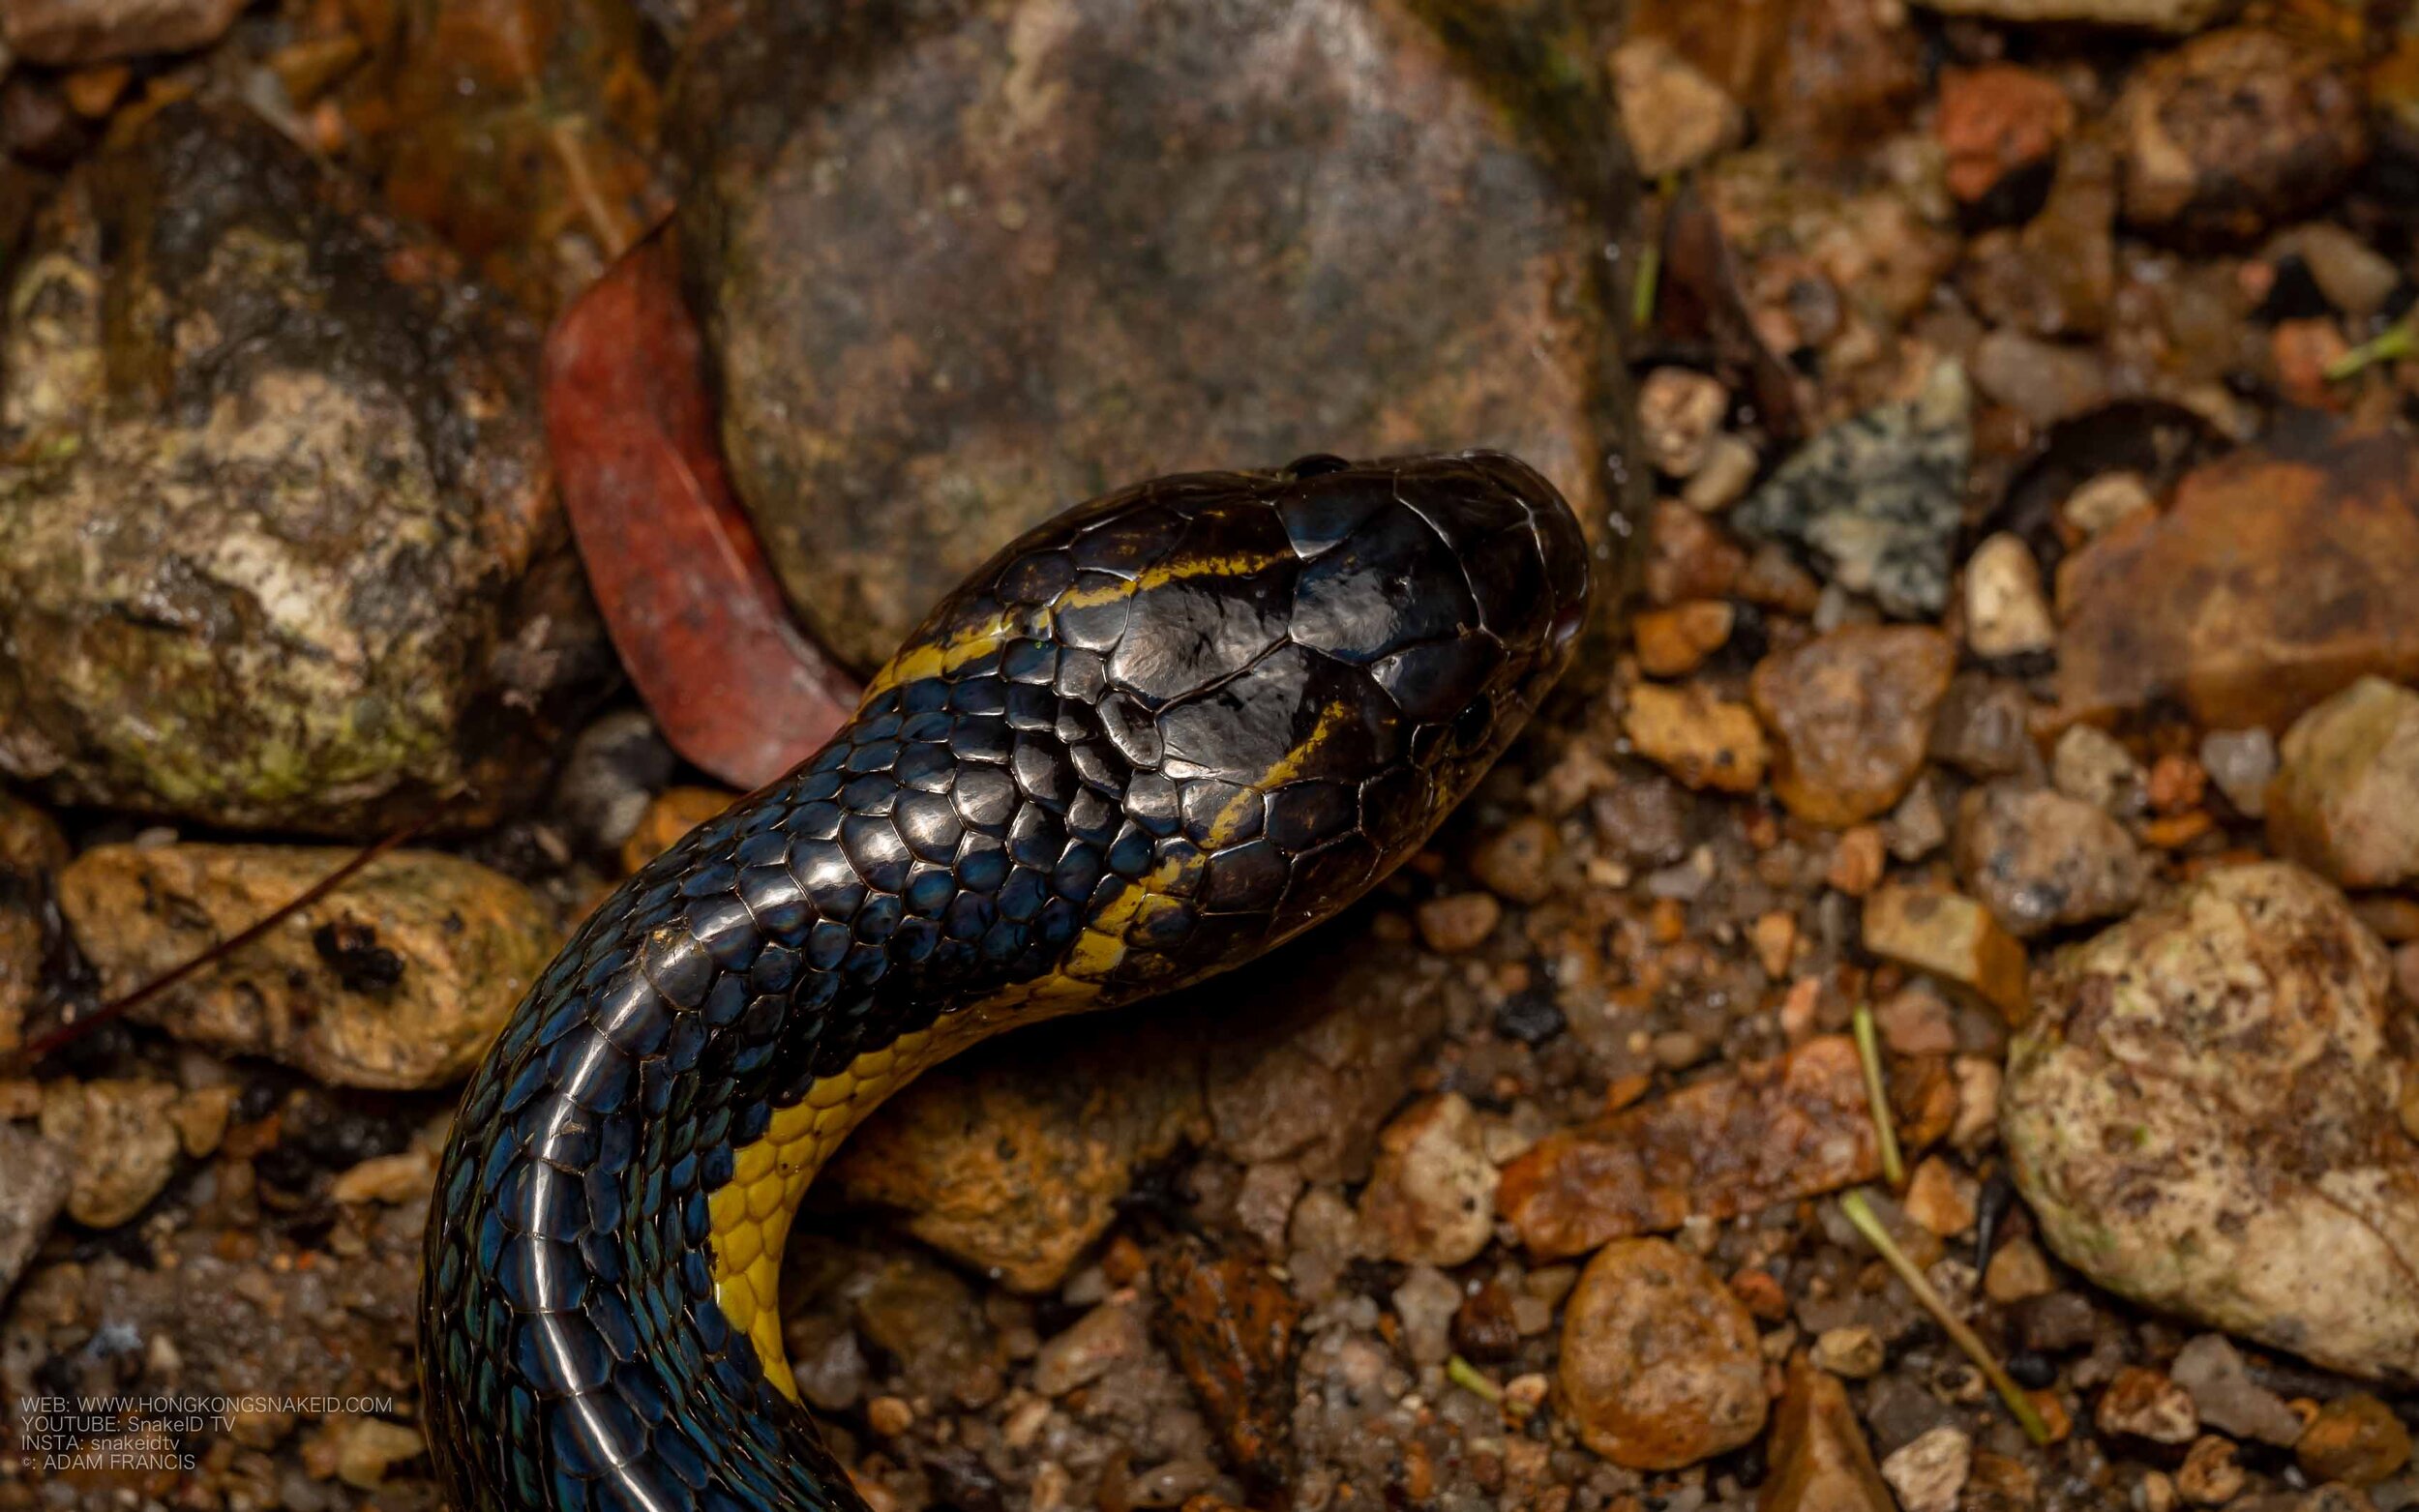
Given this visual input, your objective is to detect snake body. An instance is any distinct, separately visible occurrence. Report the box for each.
[421,452,1591,1512]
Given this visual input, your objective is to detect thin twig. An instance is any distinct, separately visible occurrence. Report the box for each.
[1840,1189,2052,1445]
[1851,1001,1904,1187]
[2325,310,2417,381]
[5,807,449,1075]
[1446,1355,1502,1405]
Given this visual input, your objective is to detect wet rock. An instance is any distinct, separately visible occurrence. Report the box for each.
[673,0,1634,670]
[1500,1035,1956,1259]
[1881,1426,1973,1512]
[1758,1356,1895,1512]
[840,1247,1000,1406]
[1032,1301,1150,1396]
[1625,681,1771,794]
[1734,364,1972,619]
[829,1012,1205,1292]
[1356,1093,1497,1267]
[345,0,669,316]
[2003,863,2419,1381]
[1633,601,1736,678]
[1984,1236,2057,1304]
[1559,1237,1765,1469]
[6,1221,421,1431]
[2054,420,2419,734]
[620,786,738,874]
[2064,470,2157,537]
[1875,983,1956,1057]
[553,711,677,856]
[850,933,1439,1290]
[2267,678,2419,889]
[1812,1325,1884,1379]
[1640,368,1731,479]
[1206,936,1451,1183]
[2179,1437,2247,1507]
[1902,1156,1977,1237]
[2300,1396,2412,1488]
[0,790,64,1054]
[330,1148,437,1207]
[1470,815,1559,905]
[1753,625,1956,826]
[1828,818,1885,894]
[1156,1239,1299,1495]
[2053,725,2147,815]
[2117,27,2369,245]
[1,0,243,65]
[2202,727,2280,818]
[2170,1334,2305,1446]
[2277,224,2402,323]
[1451,1280,1527,1360]
[1413,893,1500,956]
[330,1417,426,1492]
[1390,1264,1460,1367]
[1960,137,2119,340]
[1611,38,1745,180]
[1913,0,2234,26]
[38,1078,184,1228]
[1954,782,2145,939]
[1647,499,1749,607]
[1592,769,1693,868]
[1929,675,2040,781]
[1971,329,2111,429]
[0,1121,68,1295]
[1688,433,1763,512]
[1963,534,2056,661]
[0,104,606,836]
[2098,1367,2201,1444]
[57,844,556,1091]
[1937,65,2072,209]
[1626,0,1916,169]
[1864,884,2030,1021]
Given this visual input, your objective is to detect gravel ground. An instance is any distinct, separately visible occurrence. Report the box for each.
[2,3,2418,1512]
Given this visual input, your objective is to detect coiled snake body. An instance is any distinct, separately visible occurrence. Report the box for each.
[422,452,1591,1512]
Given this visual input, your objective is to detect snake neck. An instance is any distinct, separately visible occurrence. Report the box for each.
[418,455,1591,1512]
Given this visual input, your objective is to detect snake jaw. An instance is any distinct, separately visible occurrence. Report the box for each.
[422,451,1588,1512]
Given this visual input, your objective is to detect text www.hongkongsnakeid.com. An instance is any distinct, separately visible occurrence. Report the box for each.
[16,1395,399,1475]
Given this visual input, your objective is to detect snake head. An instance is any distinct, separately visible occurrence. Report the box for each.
[874,448,1592,985]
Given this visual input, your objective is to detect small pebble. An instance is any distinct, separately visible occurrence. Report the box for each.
[1964,534,2056,659]
[1983,1237,2057,1303]
[1390,1264,1462,1366]
[1638,368,1730,478]
[2097,1367,2200,1445]
[1881,1425,1974,1512]
[2177,1436,2246,1507]
[2052,725,2147,815]
[2298,1395,2413,1489]
[1358,1094,1498,1267]
[1632,601,1736,678]
[2064,470,2155,536]
[1558,1237,1767,1468]
[1414,892,1500,955]
[1469,815,1559,904]
[1624,682,1770,794]
[2200,726,2279,817]
[1903,1157,1978,1237]
[1686,434,1761,512]
[1812,1325,1885,1379]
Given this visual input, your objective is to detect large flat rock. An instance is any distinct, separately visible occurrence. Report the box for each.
[671,0,1638,670]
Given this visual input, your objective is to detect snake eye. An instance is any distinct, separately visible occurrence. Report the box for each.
[1283,454,1352,480]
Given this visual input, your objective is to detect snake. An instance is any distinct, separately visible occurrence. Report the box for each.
[420,451,1592,1512]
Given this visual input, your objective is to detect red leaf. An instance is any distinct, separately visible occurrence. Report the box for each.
[543,232,859,788]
